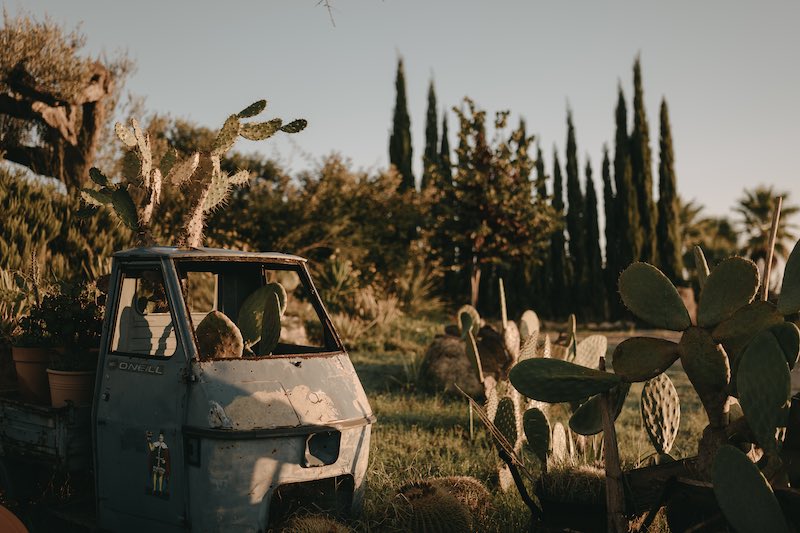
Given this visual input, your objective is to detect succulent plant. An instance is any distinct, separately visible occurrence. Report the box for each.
[195,310,244,360]
[712,445,789,533]
[568,383,631,437]
[279,514,352,533]
[509,358,620,404]
[83,100,306,249]
[429,476,491,526]
[395,480,473,532]
[519,309,540,341]
[523,407,550,466]
[551,422,569,465]
[237,282,287,355]
[640,373,680,457]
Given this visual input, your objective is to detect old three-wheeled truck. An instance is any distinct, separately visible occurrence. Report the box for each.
[0,247,375,532]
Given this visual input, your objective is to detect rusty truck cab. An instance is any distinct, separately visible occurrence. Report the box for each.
[93,247,374,532]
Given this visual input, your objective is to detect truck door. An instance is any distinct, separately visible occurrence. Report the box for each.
[95,260,188,531]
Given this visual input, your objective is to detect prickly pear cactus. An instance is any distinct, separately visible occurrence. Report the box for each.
[509,358,620,404]
[736,328,792,453]
[523,407,550,466]
[612,337,680,383]
[712,445,789,533]
[573,334,607,369]
[504,321,521,363]
[679,327,730,428]
[641,373,680,455]
[237,283,287,349]
[551,422,569,465]
[568,383,631,436]
[519,309,540,341]
[618,262,691,331]
[778,239,800,315]
[195,310,244,360]
[696,257,759,328]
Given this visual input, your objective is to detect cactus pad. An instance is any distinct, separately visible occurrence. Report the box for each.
[195,310,244,360]
[509,358,620,403]
[114,122,138,148]
[693,245,710,288]
[504,322,520,363]
[258,292,282,356]
[457,305,480,338]
[237,283,288,348]
[569,383,631,436]
[111,188,138,230]
[281,119,308,133]
[494,397,517,451]
[551,422,569,464]
[697,257,760,328]
[89,167,109,186]
[573,334,607,369]
[641,373,680,455]
[465,330,484,384]
[81,188,113,207]
[737,329,791,453]
[240,119,282,141]
[618,262,691,330]
[770,321,800,369]
[712,445,789,533]
[679,327,730,427]
[778,239,800,315]
[519,309,540,340]
[166,152,200,186]
[212,115,241,155]
[228,169,252,185]
[518,332,539,361]
[523,407,550,465]
[712,300,784,347]
[237,100,267,119]
[611,337,680,382]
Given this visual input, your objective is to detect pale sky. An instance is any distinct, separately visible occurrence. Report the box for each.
[11,1,800,222]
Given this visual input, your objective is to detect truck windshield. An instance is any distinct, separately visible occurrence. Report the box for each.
[176,261,339,359]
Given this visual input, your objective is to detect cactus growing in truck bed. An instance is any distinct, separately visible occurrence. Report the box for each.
[237,282,287,355]
[82,100,306,248]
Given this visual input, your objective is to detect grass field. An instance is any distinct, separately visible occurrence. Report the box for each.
[348,315,707,532]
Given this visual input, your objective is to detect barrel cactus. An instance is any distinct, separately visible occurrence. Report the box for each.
[394,480,473,532]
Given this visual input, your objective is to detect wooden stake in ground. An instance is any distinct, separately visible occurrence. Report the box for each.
[762,196,783,301]
[599,356,628,533]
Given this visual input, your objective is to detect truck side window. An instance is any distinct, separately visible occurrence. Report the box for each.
[111,268,178,357]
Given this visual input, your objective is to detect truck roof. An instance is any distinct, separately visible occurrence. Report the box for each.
[113,246,307,263]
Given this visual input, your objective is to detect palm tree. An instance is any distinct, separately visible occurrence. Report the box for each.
[679,196,738,275]
[734,186,798,264]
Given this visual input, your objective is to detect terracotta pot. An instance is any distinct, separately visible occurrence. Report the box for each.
[46,369,94,407]
[11,346,51,404]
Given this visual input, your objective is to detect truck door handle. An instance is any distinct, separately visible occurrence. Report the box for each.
[101,392,110,401]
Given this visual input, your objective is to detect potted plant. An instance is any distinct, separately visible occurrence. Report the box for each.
[10,308,52,404]
[44,282,104,407]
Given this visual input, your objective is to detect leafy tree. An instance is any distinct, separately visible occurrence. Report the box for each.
[0,13,131,189]
[614,85,641,270]
[549,149,568,317]
[629,57,657,263]
[656,99,683,282]
[445,98,556,307]
[734,186,799,265]
[584,159,605,319]
[389,57,414,192]
[679,196,738,278]
[421,79,439,190]
[601,145,620,316]
[565,110,585,299]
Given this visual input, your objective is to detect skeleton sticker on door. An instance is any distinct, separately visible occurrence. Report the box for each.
[146,430,171,498]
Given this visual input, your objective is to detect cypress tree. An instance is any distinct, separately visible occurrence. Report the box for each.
[565,110,585,309]
[439,113,451,180]
[535,143,548,199]
[656,98,684,282]
[601,145,620,317]
[389,57,414,191]
[584,158,606,320]
[549,149,568,317]
[614,85,641,271]
[533,143,551,315]
[630,57,657,263]
[421,79,438,190]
